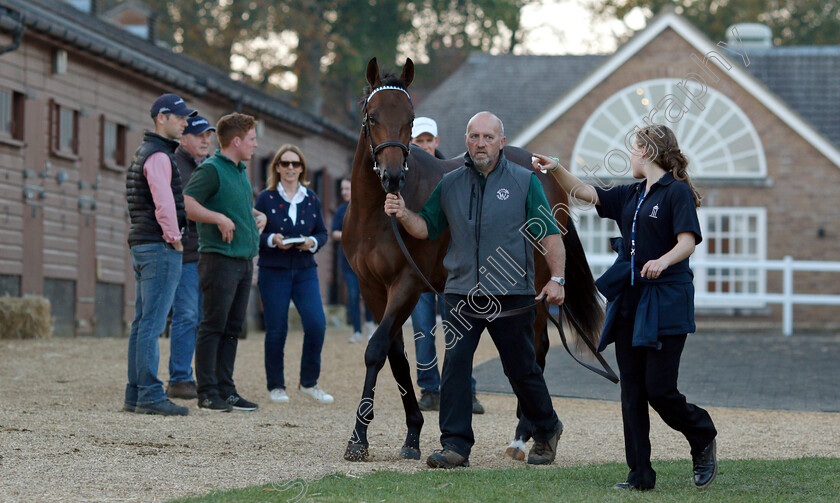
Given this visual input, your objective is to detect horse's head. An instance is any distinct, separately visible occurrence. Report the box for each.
[362,57,415,194]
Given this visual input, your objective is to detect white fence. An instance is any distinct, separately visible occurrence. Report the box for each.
[585,255,840,336]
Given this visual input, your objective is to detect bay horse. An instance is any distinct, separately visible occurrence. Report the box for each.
[342,57,604,462]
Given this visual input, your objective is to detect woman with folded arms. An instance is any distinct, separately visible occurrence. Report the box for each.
[255,145,333,405]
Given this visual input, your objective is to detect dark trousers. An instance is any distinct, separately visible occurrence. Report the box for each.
[439,294,560,458]
[614,318,717,489]
[195,252,253,399]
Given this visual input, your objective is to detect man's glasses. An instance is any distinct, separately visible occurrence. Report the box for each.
[279,160,302,168]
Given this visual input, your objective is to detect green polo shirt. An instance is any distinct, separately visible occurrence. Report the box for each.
[419,172,562,241]
[184,150,259,260]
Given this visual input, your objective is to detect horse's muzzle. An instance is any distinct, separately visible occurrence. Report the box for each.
[381,170,406,194]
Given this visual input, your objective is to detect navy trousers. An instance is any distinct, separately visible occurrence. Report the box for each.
[439,294,559,458]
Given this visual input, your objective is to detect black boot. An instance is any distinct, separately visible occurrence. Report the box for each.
[692,439,718,488]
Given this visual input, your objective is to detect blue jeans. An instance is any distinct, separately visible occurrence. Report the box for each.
[259,266,326,390]
[411,292,476,394]
[169,261,201,384]
[343,268,374,333]
[126,243,182,407]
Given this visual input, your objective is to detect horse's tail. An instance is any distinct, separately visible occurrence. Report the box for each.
[562,218,605,354]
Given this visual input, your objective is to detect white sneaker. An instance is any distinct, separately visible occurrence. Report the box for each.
[348,331,363,344]
[297,384,334,404]
[269,388,289,403]
[365,321,376,340]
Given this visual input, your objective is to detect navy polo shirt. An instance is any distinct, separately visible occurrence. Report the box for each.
[594,172,701,273]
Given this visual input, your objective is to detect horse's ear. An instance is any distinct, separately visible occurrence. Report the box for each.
[400,58,414,88]
[366,58,380,87]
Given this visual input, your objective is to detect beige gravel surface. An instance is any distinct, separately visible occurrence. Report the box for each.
[1,325,838,502]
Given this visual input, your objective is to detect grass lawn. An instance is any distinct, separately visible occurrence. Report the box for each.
[172,457,840,502]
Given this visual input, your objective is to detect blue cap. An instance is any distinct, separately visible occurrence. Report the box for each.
[150,93,198,118]
[183,115,216,136]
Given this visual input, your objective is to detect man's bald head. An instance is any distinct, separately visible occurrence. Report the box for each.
[466,111,504,137]
[465,111,506,172]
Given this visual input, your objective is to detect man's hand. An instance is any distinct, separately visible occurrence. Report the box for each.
[254,209,267,233]
[535,281,565,306]
[296,237,316,251]
[172,240,184,252]
[384,193,406,219]
[272,233,295,250]
[217,215,236,243]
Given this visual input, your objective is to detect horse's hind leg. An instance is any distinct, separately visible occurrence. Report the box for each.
[507,323,550,460]
[344,319,393,461]
[387,338,423,460]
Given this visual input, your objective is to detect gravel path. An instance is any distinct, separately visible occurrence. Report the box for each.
[1,327,837,502]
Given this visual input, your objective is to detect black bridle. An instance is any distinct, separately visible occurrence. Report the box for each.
[362,85,412,177]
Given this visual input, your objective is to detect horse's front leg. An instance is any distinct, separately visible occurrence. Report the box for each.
[344,318,394,461]
[387,337,423,460]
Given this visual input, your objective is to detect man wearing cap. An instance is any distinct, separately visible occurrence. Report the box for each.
[124,93,197,416]
[165,115,216,401]
[409,117,485,415]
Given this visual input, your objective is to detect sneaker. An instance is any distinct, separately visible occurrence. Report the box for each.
[348,331,364,344]
[225,394,259,411]
[471,394,485,415]
[269,388,289,403]
[527,421,563,465]
[197,395,233,412]
[364,321,376,340]
[166,381,198,400]
[297,384,334,404]
[426,448,470,468]
[417,391,440,411]
[135,399,189,416]
[122,403,136,413]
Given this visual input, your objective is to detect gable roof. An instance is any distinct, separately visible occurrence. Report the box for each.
[745,47,840,147]
[415,53,605,156]
[0,0,355,144]
[509,10,840,168]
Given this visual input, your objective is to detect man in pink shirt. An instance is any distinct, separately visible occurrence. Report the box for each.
[124,93,196,416]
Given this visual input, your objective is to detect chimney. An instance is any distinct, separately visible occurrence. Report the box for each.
[727,23,773,49]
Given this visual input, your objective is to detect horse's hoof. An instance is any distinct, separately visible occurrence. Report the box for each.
[504,446,526,461]
[399,446,421,460]
[344,442,370,462]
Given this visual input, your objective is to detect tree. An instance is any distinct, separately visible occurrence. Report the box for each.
[587,0,840,46]
[103,0,534,124]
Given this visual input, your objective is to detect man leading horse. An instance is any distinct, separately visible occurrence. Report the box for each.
[384,111,566,468]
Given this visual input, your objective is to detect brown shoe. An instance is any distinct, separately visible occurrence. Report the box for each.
[166,381,198,400]
[426,448,470,468]
[527,421,563,465]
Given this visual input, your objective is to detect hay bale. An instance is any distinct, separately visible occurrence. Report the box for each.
[0,295,53,339]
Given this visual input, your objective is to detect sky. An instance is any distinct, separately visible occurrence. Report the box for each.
[518,0,648,54]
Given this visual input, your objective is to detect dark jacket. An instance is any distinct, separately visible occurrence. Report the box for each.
[173,146,201,263]
[439,152,535,295]
[255,186,328,270]
[125,132,187,247]
[596,237,696,351]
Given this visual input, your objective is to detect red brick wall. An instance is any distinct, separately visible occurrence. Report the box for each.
[526,28,840,331]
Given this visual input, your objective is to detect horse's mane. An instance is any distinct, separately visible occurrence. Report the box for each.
[360,73,408,107]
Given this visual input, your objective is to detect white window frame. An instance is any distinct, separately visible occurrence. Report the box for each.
[693,207,767,308]
[571,78,767,180]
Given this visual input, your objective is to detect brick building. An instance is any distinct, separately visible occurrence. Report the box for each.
[0,0,356,336]
[417,10,840,332]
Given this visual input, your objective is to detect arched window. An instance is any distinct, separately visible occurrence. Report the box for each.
[570,78,766,179]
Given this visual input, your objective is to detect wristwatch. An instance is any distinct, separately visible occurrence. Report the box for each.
[550,276,565,286]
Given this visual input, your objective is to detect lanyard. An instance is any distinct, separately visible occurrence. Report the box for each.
[630,188,647,286]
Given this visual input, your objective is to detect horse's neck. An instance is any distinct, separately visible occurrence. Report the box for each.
[349,145,386,222]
